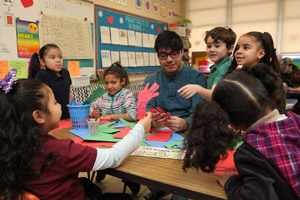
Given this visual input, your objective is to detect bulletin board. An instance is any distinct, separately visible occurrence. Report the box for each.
[95,5,168,73]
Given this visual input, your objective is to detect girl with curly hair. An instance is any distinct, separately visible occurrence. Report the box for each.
[0,74,151,200]
[183,63,300,199]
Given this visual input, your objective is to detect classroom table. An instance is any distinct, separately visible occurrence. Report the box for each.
[49,127,228,200]
[285,89,300,95]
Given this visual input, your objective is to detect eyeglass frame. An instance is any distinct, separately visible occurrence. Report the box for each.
[157,49,182,60]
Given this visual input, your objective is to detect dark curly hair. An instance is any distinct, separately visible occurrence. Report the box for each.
[104,62,130,88]
[227,32,280,74]
[0,79,58,200]
[183,63,284,173]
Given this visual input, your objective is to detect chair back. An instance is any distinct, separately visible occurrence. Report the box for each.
[17,191,39,200]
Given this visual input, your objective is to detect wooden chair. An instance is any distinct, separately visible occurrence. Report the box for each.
[17,191,39,200]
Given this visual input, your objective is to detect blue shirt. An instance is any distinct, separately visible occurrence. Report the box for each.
[144,64,207,126]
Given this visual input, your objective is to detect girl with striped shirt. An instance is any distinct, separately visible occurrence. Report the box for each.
[90,62,137,121]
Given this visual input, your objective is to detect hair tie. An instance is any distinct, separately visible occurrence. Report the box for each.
[0,68,17,93]
[112,63,117,67]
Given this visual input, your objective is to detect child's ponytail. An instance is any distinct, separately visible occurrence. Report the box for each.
[261,32,280,73]
[28,52,41,79]
[183,101,239,173]
[242,64,284,111]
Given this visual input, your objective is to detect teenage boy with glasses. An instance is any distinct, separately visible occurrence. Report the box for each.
[144,30,207,133]
[140,30,207,200]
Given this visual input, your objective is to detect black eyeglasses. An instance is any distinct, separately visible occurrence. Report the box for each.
[157,50,181,60]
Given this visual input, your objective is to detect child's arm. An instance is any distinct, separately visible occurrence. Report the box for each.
[287,86,300,91]
[123,91,137,121]
[216,172,236,187]
[92,113,151,170]
[178,84,216,101]
[89,98,102,117]
[69,91,73,104]
[100,113,132,121]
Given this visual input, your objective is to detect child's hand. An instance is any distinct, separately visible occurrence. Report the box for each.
[137,112,152,133]
[92,108,101,118]
[178,84,200,99]
[151,112,167,126]
[216,172,236,188]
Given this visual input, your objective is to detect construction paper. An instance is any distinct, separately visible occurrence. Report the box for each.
[234,139,244,149]
[140,138,151,147]
[52,120,72,131]
[113,127,132,138]
[119,118,136,128]
[98,122,120,133]
[72,137,115,147]
[84,132,121,142]
[144,132,184,148]
[83,87,107,105]
[67,61,80,76]
[99,119,111,124]
[164,140,183,150]
[214,150,238,175]
[70,129,90,139]
[0,61,9,79]
[99,121,115,127]
[137,82,160,119]
[145,129,172,141]
[113,120,128,128]
[100,127,120,134]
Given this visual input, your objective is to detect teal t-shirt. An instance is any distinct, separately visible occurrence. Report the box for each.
[207,57,231,89]
[144,64,207,127]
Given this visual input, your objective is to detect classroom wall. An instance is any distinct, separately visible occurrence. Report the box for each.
[0,0,94,61]
[92,0,187,24]
[188,0,300,56]
[0,0,187,79]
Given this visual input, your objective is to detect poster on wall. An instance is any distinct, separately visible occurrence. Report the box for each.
[145,0,151,12]
[136,0,141,9]
[153,1,159,14]
[4,0,14,6]
[4,12,15,26]
[16,19,39,58]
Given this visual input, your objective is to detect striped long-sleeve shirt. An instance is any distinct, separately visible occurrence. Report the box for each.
[89,88,137,121]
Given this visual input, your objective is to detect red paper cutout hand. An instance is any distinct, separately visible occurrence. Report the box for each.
[137,82,159,119]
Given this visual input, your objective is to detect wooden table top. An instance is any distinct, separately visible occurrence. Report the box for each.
[49,127,227,200]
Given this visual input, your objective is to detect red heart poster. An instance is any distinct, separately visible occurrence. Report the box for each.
[21,0,34,8]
